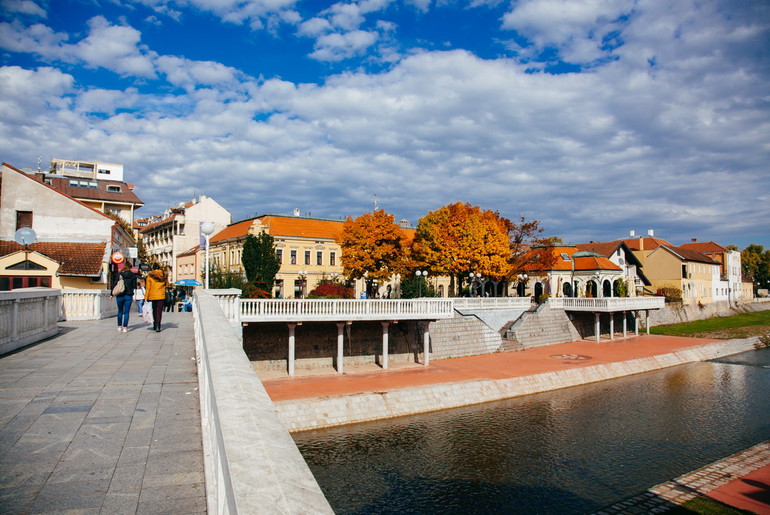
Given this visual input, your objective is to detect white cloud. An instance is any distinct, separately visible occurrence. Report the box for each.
[1,0,46,17]
[309,30,379,61]
[298,17,332,36]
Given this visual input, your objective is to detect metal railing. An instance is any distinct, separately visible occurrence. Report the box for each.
[240,298,456,322]
[548,296,665,312]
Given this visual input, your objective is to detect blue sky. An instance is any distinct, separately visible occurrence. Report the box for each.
[1,0,769,249]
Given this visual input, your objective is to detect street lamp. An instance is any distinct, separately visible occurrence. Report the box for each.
[468,272,481,297]
[415,270,428,297]
[200,222,216,289]
[297,270,308,298]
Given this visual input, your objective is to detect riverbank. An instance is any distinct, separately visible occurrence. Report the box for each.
[263,334,761,432]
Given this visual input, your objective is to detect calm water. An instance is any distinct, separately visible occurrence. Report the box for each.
[293,348,770,514]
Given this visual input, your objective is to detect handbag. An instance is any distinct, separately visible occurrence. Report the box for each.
[142,301,153,324]
[112,275,125,296]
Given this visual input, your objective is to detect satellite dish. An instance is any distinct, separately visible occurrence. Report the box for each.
[14,227,37,246]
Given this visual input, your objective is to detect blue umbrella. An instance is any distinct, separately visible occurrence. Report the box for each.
[174,279,203,287]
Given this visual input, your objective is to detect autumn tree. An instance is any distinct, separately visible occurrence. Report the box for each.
[337,210,409,296]
[242,232,281,296]
[412,202,512,296]
[741,244,770,294]
[508,216,558,276]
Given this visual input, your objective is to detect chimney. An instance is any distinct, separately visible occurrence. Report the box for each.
[293,208,301,217]
[639,237,644,251]
[647,229,654,237]
[629,230,635,237]
[691,238,697,243]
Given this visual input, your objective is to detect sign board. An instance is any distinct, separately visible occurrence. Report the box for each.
[111,251,125,265]
[127,247,138,258]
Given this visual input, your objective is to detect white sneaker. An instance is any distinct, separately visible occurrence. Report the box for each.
[122,327,128,333]
[118,326,122,332]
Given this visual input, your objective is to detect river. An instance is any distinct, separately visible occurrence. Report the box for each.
[293,347,770,514]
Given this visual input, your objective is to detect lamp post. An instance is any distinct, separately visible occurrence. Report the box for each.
[415,270,428,297]
[200,222,215,289]
[468,272,481,297]
[297,270,308,298]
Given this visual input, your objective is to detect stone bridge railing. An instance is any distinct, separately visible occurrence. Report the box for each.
[0,288,60,355]
[548,296,665,312]
[240,298,456,322]
[192,290,333,514]
[61,289,117,320]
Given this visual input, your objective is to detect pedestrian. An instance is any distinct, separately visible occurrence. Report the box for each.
[145,264,169,332]
[135,278,146,313]
[164,287,175,312]
[110,265,138,333]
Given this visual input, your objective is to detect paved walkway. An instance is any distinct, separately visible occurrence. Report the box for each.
[0,311,205,514]
[260,334,721,401]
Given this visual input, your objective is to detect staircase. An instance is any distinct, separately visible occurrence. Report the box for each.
[503,303,581,349]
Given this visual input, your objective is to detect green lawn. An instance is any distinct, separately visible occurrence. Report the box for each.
[650,309,770,339]
[668,496,755,514]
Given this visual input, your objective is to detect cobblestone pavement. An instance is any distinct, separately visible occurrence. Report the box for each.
[592,440,770,514]
[0,311,206,514]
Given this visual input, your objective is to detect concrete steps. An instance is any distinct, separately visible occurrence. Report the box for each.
[430,314,502,359]
[506,303,580,348]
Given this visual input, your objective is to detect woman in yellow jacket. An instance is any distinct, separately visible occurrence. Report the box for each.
[145,264,169,332]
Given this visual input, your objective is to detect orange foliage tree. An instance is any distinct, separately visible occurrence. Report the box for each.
[412,202,513,295]
[337,210,409,293]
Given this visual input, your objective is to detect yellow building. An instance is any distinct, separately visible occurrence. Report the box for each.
[208,215,348,298]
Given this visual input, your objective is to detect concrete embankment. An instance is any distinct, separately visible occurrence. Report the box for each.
[274,337,761,432]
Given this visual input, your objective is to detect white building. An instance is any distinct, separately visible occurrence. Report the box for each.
[50,158,124,182]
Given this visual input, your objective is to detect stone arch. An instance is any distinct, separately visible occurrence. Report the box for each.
[534,282,544,301]
[586,279,598,298]
[603,279,612,297]
[563,282,573,297]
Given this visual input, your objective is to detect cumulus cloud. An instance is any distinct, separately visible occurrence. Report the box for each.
[0,0,768,247]
[1,0,46,17]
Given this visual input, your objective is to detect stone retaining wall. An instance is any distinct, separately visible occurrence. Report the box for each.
[275,337,761,433]
[649,299,770,326]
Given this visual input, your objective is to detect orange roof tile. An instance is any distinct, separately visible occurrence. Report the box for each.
[0,241,106,276]
[679,241,729,253]
[624,237,672,251]
[521,246,621,272]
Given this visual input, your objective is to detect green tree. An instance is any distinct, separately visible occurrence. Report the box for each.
[742,244,770,294]
[242,232,281,295]
[400,275,436,298]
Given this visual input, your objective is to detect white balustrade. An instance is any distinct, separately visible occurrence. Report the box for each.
[453,297,532,310]
[61,289,117,320]
[548,296,665,312]
[240,298,456,322]
[0,288,61,355]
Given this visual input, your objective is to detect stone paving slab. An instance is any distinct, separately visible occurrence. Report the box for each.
[0,311,206,514]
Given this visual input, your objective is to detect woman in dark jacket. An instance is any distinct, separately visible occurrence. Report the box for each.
[111,267,138,333]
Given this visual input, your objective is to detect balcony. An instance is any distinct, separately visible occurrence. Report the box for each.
[548,296,665,312]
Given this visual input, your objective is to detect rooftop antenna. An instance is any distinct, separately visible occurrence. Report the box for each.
[37,156,42,173]
[373,194,379,212]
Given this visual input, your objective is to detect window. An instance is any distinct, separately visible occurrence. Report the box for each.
[304,251,311,266]
[276,249,283,264]
[682,264,687,279]
[290,250,297,265]
[0,276,51,291]
[107,185,122,193]
[16,211,32,230]
[330,252,336,266]
[317,251,323,266]
[560,253,570,261]
[98,168,110,175]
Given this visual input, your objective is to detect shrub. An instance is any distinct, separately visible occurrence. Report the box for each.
[242,282,270,299]
[656,286,682,303]
[308,281,355,299]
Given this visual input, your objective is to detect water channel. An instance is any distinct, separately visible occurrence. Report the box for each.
[293,347,770,514]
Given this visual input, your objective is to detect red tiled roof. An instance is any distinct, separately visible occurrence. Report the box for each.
[40,175,144,206]
[624,237,672,251]
[679,241,729,253]
[521,246,622,272]
[657,245,720,265]
[0,241,106,276]
[139,213,179,233]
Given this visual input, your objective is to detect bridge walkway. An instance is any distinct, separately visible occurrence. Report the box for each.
[0,311,206,513]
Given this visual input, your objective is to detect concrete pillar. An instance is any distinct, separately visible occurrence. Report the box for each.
[336,322,345,374]
[381,322,390,370]
[609,313,615,341]
[645,310,650,335]
[634,311,639,336]
[622,311,628,338]
[287,323,296,377]
[594,312,601,343]
[422,321,431,366]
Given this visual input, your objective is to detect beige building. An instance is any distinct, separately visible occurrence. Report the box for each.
[208,214,347,298]
[140,195,231,280]
[626,235,721,305]
[0,162,131,290]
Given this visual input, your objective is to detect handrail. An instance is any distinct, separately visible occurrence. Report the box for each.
[240,298,456,322]
[548,296,665,311]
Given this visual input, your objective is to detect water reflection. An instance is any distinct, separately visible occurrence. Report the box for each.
[294,348,770,514]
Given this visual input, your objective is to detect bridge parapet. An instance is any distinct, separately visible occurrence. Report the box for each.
[548,296,665,312]
[240,298,456,323]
